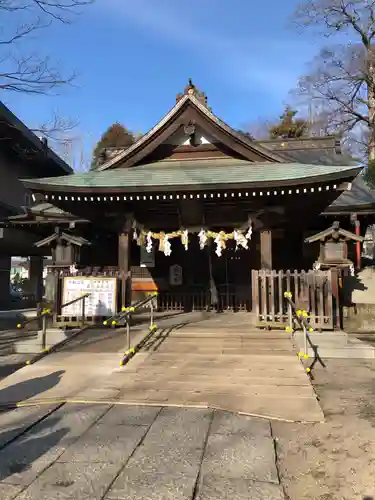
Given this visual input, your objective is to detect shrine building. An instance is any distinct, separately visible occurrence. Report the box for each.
[3,81,363,325]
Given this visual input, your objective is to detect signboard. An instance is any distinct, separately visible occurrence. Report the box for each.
[169,264,183,286]
[62,277,117,317]
[140,246,155,268]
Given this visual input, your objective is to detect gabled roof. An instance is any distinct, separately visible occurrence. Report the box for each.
[259,136,355,166]
[9,203,75,219]
[305,222,364,243]
[23,158,362,193]
[0,102,72,175]
[35,231,90,248]
[97,94,288,170]
[6,203,89,224]
[327,175,375,210]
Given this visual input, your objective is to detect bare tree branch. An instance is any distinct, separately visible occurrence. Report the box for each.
[0,111,79,160]
[31,112,78,139]
[0,0,92,95]
[291,0,375,162]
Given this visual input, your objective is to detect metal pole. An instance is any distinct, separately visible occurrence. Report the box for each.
[288,301,293,331]
[150,298,154,329]
[225,251,229,310]
[303,323,308,357]
[126,319,130,351]
[41,314,47,350]
[81,296,86,327]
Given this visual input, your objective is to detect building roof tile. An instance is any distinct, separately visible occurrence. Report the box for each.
[23,158,361,192]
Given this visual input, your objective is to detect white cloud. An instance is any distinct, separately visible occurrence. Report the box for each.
[99,0,316,97]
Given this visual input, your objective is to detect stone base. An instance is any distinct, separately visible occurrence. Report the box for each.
[343,303,375,333]
[14,328,75,354]
[294,330,375,359]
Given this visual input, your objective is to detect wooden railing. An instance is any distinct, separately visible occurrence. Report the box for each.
[252,269,336,330]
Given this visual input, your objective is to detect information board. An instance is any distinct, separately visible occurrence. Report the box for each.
[62,277,117,317]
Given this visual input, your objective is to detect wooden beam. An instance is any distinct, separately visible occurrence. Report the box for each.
[118,215,133,307]
[260,230,272,270]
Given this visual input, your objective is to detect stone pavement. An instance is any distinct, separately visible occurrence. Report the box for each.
[0,313,323,422]
[0,404,284,500]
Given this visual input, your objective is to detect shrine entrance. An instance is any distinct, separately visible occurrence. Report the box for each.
[209,240,254,312]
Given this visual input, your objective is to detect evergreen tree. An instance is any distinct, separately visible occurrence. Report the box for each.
[91,123,135,169]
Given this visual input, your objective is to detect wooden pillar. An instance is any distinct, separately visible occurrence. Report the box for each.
[354,218,361,270]
[0,256,11,308]
[260,230,272,270]
[118,232,131,307]
[29,256,44,302]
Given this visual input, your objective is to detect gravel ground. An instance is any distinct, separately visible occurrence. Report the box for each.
[273,359,375,500]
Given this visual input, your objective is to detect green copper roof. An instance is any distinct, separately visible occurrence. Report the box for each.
[23,159,361,192]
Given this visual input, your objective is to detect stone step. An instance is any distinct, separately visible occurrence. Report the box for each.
[154,349,292,356]
[293,331,375,358]
[132,366,306,378]
[131,382,315,398]
[169,330,289,338]
[124,375,310,386]
[14,328,78,354]
[304,343,375,359]
[294,331,350,347]
[153,342,292,350]
[158,337,290,344]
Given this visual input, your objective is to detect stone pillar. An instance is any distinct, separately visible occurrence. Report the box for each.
[0,256,11,308]
[29,256,44,302]
[260,230,272,270]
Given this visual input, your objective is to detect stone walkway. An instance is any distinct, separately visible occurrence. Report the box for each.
[0,404,284,500]
[0,315,323,422]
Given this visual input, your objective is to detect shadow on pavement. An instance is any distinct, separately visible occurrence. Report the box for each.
[0,370,65,407]
[142,327,174,352]
[0,415,69,482]
[0,358,28,381]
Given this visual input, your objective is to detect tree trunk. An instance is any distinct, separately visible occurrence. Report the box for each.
[368,47,375,161]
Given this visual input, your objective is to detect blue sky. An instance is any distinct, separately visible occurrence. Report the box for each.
[1,0,324,167]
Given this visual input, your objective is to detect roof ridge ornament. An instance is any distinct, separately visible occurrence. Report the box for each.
[176,78,209,108]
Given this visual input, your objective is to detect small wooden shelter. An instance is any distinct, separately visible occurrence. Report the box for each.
[35,227,90,268]
[304,221,364,273]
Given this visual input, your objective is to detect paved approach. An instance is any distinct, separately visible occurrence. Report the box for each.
[0,313,323,422]
[0,403,284,500]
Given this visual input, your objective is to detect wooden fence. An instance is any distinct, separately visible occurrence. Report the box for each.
[157,286,251,312]
[251,269,336,330]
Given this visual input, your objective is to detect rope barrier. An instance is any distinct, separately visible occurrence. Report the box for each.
[102,292,158,327]
[283,291,326,379]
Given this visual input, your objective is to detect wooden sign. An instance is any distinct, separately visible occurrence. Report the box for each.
[169,264,183,286]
